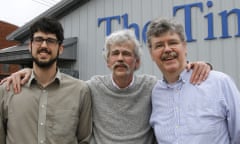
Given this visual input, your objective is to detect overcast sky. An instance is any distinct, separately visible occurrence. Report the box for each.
[0,0,61,26]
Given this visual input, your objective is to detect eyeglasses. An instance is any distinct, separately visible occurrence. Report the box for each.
[32,37,60,46]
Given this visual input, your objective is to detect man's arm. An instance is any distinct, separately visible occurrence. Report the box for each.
[187,61,212,84]
[77,83,92,144]
[223,75,240,143]
[0,68,32,94]
[0,86,6,144]
[1,61,212,93]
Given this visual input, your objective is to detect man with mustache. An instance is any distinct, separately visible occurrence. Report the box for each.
[1,29,211,143]
[147,18,240,144]
[0,17,92,144]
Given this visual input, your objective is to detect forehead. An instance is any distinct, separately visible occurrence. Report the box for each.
[151,32,181,42]
[33,31,57,38]
[110,41,135,52]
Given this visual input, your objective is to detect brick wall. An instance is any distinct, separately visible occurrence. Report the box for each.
[0,21,21,79]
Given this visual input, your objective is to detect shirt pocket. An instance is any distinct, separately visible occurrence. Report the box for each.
[183,104,221,135]
[47,109,78,137]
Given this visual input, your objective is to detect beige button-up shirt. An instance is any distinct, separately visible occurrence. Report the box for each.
[0,70,92,144]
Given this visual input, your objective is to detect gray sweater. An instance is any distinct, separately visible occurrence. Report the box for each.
[87,74,157,144]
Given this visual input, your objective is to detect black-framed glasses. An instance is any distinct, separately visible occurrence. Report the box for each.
[32,37,59,46]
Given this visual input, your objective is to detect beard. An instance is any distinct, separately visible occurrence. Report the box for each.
[32,56,58,68]
[31,47,59,68]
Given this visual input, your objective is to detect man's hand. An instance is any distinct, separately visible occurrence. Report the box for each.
[186,61,211,85]
[0,68,32,94]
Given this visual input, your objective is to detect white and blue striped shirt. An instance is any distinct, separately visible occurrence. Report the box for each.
[150,70,240,144]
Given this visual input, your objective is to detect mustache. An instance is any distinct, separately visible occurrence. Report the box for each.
[161,51,178,61]
[111,62,130,70]
[37,48,51,54]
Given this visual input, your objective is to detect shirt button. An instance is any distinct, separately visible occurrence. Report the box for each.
[41,104,45,108]
[40,140,44,143]
[40,122,44,126]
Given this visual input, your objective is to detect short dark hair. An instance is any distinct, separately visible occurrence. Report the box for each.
[30,17,64,44]
[147,18,185,49]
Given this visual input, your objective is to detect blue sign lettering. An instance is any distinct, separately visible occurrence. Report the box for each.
[98,15,121,36]
[97,0,240,43]
[173,2,203,42]
[204,1,216,40]
[219,9,240,38]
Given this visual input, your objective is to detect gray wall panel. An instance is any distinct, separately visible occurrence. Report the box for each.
[57,0,240,88]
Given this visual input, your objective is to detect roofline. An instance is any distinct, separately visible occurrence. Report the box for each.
[0,21,19,27]
[7,0,89,42]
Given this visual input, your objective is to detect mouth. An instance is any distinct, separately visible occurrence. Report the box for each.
[163,57,175,61]
[161,52,178,61]
[114,65,127,69]
[38,49,51,55]
[112,62,129,71]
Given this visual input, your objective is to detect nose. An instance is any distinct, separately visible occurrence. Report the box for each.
[41,40,47,46]
[163,43,172,52]
[117,53,124,60]
[41,40,48,47]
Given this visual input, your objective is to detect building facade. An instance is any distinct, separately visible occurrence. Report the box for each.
[0,21,20,79]
[1,0,240,88]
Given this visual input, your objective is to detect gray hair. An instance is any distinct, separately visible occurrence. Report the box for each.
[103,29,142,61]
[146,18,186,49]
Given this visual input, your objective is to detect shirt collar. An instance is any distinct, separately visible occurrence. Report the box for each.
[111,74,135,89]
[26,68,61,87]
[160,69,189,88]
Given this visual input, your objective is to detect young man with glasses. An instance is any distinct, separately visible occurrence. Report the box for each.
[0,17,92,144]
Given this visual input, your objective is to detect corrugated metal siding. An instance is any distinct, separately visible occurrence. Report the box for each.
[58,0,240,88]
